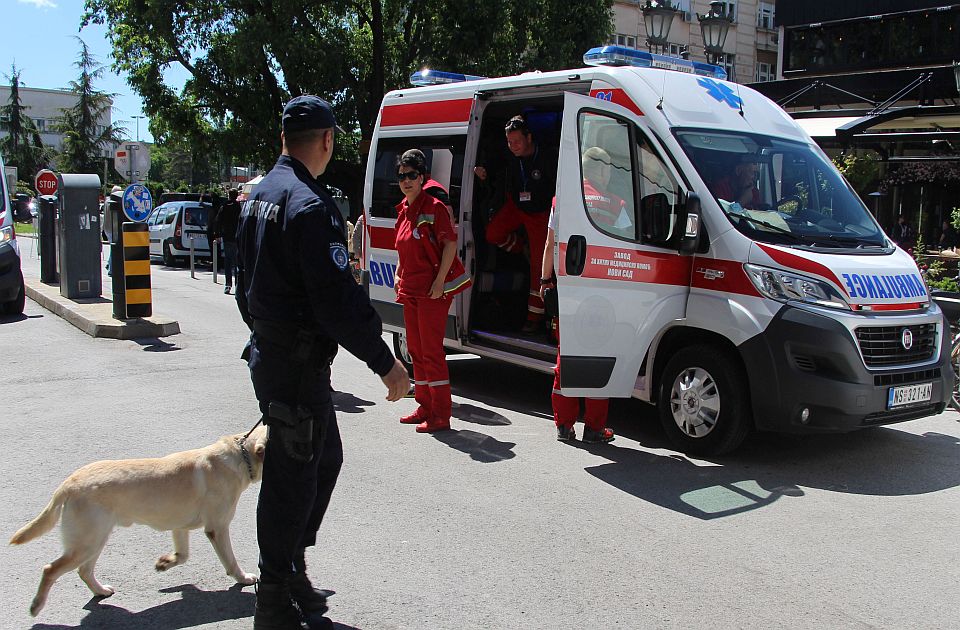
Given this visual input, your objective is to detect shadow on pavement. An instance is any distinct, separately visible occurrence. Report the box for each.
[0,313,42,323]
[452,402,511,426]
[449,358,553,421]
[332,390,374,414]
[31,583,254,630]
[432,428,516,463]
[132,337,182,352]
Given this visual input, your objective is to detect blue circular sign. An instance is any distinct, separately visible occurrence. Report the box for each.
[122,183,153,222]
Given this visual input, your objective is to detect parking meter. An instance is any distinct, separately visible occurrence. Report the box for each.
[37,195,58,284]
[57,173,103,299]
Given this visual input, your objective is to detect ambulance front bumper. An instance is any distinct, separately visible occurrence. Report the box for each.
[739,304,952,433]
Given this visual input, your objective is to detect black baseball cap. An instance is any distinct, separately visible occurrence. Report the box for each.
[282,95,345,133]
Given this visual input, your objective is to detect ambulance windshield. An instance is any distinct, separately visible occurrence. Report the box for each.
[675,130,888,250]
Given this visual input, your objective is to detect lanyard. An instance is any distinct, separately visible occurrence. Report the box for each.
[518,147,539,192]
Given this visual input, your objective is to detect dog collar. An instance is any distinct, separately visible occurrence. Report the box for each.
[236,438,255,481]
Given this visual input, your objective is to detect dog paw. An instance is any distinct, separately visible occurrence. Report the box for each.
[155,554,178,571]
[94,584,115,598]
[235,572,258,586]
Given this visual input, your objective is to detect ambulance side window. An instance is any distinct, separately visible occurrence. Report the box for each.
[369,136,466,220]
[577,112,636,240]
[636,135,681,246]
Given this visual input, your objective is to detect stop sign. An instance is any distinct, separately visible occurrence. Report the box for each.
[35,169,58,196]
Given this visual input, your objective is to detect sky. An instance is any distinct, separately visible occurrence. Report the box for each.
[3,0,190,144]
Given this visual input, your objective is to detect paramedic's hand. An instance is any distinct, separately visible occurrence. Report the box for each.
[540,279,555,299]
[382,360,410,402]
[429,277,444,299]
[474,166,487,181]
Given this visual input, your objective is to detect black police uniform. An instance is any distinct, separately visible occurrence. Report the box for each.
[236,154,395,585]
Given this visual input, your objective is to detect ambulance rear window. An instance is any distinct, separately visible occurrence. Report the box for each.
[370,136,466,220]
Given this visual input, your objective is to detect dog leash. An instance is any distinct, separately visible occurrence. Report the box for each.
[235,417,264,481]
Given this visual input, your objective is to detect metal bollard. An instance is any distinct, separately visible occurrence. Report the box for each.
[189,236,195,279]
[212,238,219,284]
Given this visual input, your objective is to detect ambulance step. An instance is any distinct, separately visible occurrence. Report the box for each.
[468,329,556,362]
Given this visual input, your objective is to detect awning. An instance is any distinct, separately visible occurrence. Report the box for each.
[794,116,861,139]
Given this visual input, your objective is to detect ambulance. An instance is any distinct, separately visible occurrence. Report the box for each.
[359,46,953,455]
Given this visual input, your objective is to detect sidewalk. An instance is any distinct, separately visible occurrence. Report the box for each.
[17,235,180,339]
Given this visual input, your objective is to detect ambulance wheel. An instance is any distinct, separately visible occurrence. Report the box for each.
[658,345,752,456]
[393,332,413,371]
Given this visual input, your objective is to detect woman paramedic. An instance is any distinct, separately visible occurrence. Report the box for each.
[540,147,622,443]
[394,149,471,433]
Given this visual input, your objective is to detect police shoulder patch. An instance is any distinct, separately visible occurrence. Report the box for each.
[330,243,349,271]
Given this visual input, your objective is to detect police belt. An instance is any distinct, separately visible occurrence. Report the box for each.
[252,319,334,365]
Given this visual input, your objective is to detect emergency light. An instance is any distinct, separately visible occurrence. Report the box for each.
[583,45,727,80]
[410,69,487,87]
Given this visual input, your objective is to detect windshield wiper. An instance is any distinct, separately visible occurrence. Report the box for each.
[821,234,887,248]
[729,212,808,243]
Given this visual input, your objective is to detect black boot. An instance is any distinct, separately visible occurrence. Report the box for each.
[254,582,305,630]
[291,551,334,630]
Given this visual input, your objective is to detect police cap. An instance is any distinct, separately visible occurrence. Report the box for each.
[282,95,345,134]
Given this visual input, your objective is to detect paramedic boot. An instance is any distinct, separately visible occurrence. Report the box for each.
[253,582,305,630]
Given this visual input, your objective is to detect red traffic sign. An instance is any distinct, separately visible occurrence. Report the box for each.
[35,170,58,196]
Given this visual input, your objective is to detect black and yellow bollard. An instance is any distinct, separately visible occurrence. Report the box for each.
[121,222,152,318]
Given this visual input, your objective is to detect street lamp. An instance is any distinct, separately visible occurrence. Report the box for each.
[132,115,145,142]
[641,0,679,55]
[698,1,734,67]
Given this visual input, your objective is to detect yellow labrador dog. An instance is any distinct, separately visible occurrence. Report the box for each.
[9,426,268,616]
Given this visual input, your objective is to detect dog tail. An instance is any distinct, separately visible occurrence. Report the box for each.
[9,484,69,545]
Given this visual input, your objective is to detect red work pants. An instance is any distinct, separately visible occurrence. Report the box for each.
[402,296,453,422]
[486,204,549,322]
[552,354,609,431]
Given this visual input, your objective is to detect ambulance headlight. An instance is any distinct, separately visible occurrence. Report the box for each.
[744,264,850,310]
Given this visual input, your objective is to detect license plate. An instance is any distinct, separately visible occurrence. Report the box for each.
[887,382,933,408]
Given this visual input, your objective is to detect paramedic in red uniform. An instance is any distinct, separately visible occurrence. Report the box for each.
[475,115,557,333]
[539,148,618,444]
[395,149,472,433]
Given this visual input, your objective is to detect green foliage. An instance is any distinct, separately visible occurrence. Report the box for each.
[951,207,960,232]
[832,153,880,198]
[0,64,52,181]
[82,0,614,201]
[55,39,127,175]
[15,180,33,195]
[918,232,960,291]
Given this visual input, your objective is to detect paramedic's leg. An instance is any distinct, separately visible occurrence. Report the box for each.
[583,398,611,432]
[418,296,453,426]
[402,300,433,421]
[552,354,579,439]
[486,199,526,254]
[522,211,550,327]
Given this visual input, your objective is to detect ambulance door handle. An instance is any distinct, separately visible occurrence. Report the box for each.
[565,235,587,276]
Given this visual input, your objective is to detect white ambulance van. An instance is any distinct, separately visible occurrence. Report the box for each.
[360,46,953,455]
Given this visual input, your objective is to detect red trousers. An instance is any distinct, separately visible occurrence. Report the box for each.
[402,296,453,422]
[486,204,549,322]
[552,354,609,431]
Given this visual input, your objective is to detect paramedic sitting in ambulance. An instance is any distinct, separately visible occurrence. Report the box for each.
[710,154,762,210]
[474,115,557,334]
[581,147,633,237]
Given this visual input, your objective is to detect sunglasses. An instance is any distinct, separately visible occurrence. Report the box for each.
[504,117,529,132]
[397,171,421,182]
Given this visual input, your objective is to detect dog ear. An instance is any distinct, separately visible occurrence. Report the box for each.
[254,442,266,459]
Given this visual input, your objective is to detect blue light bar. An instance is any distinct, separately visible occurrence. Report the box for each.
[410,69,487,87]
[583,45,727,80]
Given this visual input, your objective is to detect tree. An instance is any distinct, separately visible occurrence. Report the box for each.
[0,64,50,183]
[55,38,126,175]
[83,0,613,204]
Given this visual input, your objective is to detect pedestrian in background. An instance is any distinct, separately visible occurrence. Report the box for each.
[394,148,471,433]
[235,94,409,630]
[218,188,241,294]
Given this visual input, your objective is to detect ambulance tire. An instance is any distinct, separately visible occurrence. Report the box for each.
[658,345,752,456]
[392,332,413,372]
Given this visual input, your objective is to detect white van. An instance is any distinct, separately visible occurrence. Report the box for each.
[0,151,25,315]
[147,200,212,266]
[360,47,952,455]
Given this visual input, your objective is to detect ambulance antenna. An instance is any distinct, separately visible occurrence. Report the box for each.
[657,69,667,110]
[735,81,745,117]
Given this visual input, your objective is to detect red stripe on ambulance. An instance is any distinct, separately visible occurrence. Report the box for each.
[756,242,844,289]
[589,89,643,116]
[369,225,397,250]
[380,99,473,127]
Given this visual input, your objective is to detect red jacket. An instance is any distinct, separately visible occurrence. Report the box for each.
[395,192,471,301]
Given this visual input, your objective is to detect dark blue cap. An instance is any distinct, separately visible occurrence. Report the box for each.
[282,95,344,133]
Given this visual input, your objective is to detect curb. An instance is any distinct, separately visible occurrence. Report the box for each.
[24,279,180,340]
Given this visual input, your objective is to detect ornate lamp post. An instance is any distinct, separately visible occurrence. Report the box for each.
[641,0,679,55]
[699,1,734,67]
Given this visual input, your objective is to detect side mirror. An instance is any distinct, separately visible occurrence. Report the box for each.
[678,193,701,256]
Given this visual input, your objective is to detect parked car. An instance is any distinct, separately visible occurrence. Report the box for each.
[0,155,25,315]
[12,193,36,222]
[147,201,212,266]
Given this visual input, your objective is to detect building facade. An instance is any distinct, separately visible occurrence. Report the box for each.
[0,85,114,157]
[611,0,779,84]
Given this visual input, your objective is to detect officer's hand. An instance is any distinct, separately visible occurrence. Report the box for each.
[381,360,410,402]
[474,166,487,181]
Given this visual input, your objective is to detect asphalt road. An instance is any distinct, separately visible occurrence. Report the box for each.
[1,253,958,629]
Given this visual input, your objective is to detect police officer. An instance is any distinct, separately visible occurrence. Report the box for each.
[236,95,409,630]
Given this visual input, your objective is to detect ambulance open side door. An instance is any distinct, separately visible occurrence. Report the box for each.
[554,91,694,398]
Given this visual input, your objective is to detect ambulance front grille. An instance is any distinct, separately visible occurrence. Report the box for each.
[854,324,937,367]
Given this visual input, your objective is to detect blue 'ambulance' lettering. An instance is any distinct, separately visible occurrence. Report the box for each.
[369,261,397,288]
[841,272,926,300]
